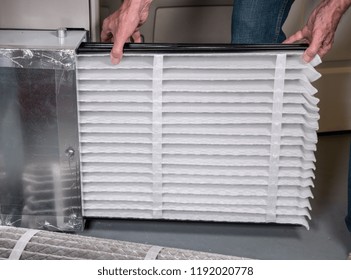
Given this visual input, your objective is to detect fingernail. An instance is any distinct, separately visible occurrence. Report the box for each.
[111,56,120,65]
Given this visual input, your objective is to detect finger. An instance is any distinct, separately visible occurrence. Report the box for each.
[110,32,130,64]
[320,34,334,57]
[283,31,305,44]
[110,42,123,65]
[318,42,333,59]
[131,30,143,43]
[101,18,112,42]
[101,30,112,42]
[101,28,112,42]
[303,38,322,63]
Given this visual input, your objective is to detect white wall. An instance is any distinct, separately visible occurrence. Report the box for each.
[140,0,233,43]
[0,0,91,31]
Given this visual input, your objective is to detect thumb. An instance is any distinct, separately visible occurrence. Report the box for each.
[303,38,321,63]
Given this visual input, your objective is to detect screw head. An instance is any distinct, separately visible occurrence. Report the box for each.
[65,147,75,158]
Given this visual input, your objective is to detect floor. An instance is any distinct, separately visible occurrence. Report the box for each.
[80,134,351,260]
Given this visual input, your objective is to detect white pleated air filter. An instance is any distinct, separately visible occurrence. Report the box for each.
[76,44,321,229]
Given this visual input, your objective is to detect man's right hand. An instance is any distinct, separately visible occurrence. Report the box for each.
[101,0,153,64]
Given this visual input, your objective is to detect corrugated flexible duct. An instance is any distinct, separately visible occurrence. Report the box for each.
[0,226,246,260]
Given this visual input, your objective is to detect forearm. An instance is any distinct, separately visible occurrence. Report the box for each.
[311,0,351,35]
[332,0,351,11]
[123,0,153,15]
[322,0,351,15]
[116,0,153,31]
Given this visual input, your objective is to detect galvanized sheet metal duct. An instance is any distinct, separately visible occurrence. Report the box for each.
[76,46,321,229]
[0,29,87,231]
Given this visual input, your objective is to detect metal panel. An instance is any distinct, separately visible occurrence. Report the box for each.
[0,29,86,231]
[0,0,90,31]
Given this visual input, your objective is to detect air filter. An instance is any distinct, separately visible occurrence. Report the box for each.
[76,44,321,229]
[0,226,244,260]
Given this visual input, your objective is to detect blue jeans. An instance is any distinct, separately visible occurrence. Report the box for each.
[231,0,295,44]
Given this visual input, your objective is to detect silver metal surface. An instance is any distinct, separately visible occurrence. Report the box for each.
[0,29,87,49]
[0,49,76,70]
[57,28,67,38]
[0,29,86,231]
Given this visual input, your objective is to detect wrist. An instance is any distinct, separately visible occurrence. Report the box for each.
[121,0,153,15]
[127,0,153,4]
[125,0,153,9]
[342,0,351,8]
[329,0,351,12]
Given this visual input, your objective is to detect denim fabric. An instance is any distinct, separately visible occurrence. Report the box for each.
[231,0,295,44]
[346,143,351,232]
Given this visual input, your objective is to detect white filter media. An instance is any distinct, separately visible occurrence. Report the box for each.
[77,51,321,229]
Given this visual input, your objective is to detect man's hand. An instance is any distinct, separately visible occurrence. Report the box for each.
[284,0,351,62]
[101,0,153,64]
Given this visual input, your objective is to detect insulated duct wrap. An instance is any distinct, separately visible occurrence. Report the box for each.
[77,45,321,229]
[0,226,244,260]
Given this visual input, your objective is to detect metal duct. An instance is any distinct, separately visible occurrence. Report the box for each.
[76,44,321,229]
[0,29,87,231]
[0,226,244,260]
